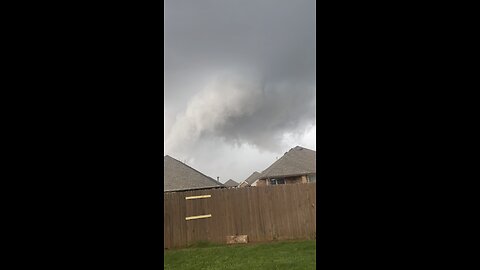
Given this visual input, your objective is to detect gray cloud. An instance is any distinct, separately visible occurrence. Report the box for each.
[165,0,316,181]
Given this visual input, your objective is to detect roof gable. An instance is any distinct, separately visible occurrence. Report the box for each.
[224,179,239,187]
[259,146,316,179]
[242,171,261,186]
[164,155,223,191]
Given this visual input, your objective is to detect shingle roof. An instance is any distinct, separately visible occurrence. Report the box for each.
[224,179,239,187]
[239,171,261,187]
[259,146,316,179]
[164,155,223,192]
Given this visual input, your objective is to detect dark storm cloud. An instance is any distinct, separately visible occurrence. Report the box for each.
[165,0,315,78]
[212,81,316,151]
[164,0,316,179]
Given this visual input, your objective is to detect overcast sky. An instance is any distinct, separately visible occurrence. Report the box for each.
[164,0,316,183]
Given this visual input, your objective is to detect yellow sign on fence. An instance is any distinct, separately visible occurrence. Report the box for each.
[185,214,212,221]
[185,195,211,200]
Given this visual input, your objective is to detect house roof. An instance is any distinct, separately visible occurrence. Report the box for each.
[164,155,224,192]
[240,171,261,187]
[259,146,316,179]
[224,179,239,187]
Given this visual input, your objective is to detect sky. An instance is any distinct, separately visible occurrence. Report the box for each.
[164,0,316,184]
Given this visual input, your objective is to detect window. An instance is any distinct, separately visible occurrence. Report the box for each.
[270,178,285,185]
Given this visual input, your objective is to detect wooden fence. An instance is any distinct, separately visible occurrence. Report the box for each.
[164,183,316,249]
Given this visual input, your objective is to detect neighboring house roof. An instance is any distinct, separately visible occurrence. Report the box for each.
[259,146,316,179]
[224,179,239,187]
[239,171,261,187]
[164,155,224,192]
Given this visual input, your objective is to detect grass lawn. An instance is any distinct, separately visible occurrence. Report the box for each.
[164,240,316,270]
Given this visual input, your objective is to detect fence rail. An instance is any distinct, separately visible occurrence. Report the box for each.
[164,183,316,249]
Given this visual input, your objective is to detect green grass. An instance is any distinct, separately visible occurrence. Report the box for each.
[164,240,316,270]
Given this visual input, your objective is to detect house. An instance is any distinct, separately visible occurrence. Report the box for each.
[256,146,316,186]
[238,171,261,187]
[164,155,224,192]
[224,179,239,187]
